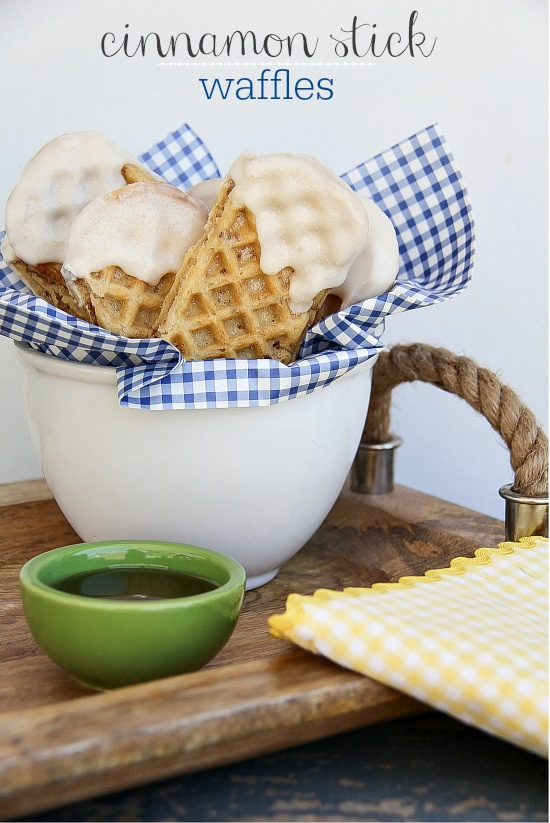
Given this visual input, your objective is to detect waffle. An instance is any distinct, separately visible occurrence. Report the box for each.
[156,180,329,363]
[121,163,158,185]
[63,179,208,339]
[4,162,158,325]
[69,265,176,338]
[7,258,96,323]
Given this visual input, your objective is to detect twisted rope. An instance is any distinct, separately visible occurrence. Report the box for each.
[363,344,548,498]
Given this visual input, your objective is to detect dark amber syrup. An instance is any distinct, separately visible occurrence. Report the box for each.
[51,566,218,600]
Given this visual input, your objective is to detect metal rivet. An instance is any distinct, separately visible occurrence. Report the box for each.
[498,484,548,541]
[351,435,403,495]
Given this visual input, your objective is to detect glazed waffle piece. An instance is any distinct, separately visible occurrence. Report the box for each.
[66,263,177,338]
[6,258,96,323]
[157,153,372,363]
[1,132,157,319]
[156,180,328,362]
[62,182,209,338]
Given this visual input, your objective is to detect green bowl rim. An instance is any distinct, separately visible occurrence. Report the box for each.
[19,539,246,611]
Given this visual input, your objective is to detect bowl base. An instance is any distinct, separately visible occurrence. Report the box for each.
[245,568,279,590]
[71,671,171,691]
[70,672,107,692]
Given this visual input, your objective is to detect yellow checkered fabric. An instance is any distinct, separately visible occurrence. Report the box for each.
[269,537,548,757]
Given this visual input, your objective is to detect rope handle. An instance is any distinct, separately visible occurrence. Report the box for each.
[362,344,548,498]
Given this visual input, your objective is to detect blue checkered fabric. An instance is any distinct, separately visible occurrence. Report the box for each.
[0,122,474,409]
[138,122,220,187]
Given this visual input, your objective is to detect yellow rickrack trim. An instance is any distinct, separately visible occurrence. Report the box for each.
[268,537,546,637]
[269,604,304,636]
[379,537,543,590]
[340,537,540,595]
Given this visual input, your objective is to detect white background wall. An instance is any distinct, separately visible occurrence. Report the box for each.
[0,0,547,519]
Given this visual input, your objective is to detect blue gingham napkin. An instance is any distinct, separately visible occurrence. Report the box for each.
[0,122,474,409]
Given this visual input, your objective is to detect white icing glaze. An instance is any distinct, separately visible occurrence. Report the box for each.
[332,197,399,307]
[228,152,370,314]
[62,182,208,286]
[187,178,222,210]
[3,131,153,266]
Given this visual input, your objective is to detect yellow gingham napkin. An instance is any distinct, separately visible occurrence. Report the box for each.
[269,537,548,756]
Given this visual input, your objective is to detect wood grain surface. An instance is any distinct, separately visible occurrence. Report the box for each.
[0,479,505,819]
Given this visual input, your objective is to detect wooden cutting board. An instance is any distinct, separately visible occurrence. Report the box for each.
[0,479,504,819]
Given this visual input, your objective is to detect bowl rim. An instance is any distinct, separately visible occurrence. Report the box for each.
[19,539,247,611]
[14,339,377,381]
[14,340,119,382]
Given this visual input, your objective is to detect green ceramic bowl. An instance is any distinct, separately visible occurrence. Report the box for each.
[20,540,246,690]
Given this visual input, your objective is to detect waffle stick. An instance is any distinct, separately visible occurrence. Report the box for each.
[65,170,199,339]
[69,265,176,338]
[7,258,96,323]
[121,163,158,184]
[155,180,329,363]
[5,162,159,327]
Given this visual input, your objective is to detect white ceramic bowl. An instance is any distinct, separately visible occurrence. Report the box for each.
[15,343,376,589]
